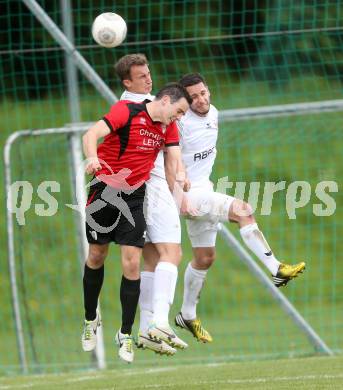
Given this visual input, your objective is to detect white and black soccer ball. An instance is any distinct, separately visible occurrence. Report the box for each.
[92,12,127,48]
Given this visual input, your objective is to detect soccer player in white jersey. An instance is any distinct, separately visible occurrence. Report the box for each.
[115,54,188,355]
[174,73,306,342]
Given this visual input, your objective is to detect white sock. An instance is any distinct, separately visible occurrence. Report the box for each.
[139,271,154,333]
[152,261,178,327]
[181,262,207,320]
[240,223,280,275]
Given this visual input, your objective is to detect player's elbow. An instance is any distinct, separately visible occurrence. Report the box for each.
[83,126,100,150]
[82,127,95,142]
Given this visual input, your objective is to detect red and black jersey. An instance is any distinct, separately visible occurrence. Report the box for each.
[96,100,179,186]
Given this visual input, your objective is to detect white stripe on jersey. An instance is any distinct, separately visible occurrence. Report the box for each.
[178,104,218,186]
[119,90,166,179]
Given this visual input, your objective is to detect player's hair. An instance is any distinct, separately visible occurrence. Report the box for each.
[114,53,149,81]
[179,73,207,88]
[155,82,193,105]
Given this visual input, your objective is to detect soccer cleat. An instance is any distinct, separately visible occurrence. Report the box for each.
[272,262,306,287]
[175,312,213,343]
[136,331,177,356]
[147,323,188,349]
[81,312,101,352]
[115,330,134,363]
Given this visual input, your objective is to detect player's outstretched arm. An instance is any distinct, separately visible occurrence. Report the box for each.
[82,120,111,174]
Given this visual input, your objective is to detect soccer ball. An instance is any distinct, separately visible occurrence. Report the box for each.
[92,12,127,48]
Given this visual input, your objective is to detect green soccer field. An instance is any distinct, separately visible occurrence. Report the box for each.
[1,355,342,389]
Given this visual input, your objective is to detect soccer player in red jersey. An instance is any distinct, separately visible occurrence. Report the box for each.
[80,83,192,363]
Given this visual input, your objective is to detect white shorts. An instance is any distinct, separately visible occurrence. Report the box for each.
[144,175,181,244]
[185,183,235,248]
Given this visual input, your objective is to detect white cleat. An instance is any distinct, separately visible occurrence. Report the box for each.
[137,331,177,356]
[148,323,188,350]
[115,330,134,363]
[81,312,101,352]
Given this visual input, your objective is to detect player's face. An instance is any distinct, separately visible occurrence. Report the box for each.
[186,82,210,116]
[124,64,152,94]
[161,97,189,125]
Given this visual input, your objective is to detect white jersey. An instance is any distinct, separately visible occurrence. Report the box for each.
[120,90,154,102]
[119,90,165,179]
[179,104,218,186]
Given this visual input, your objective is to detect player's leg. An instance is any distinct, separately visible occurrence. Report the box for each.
[137,243,176,355]
[81,243,108,351]
[182,246,215,319]
[175,244,214,343]
[229,199,280,275]
[152,242,181,327]
[229,199,305,287]
[186,188,305,287]
[141,176,183,351]
[139,243,158,335]
[114,244,142,363]
[138,179,161,338]
[147,242,187,350]
[82,178,113,352]
[175,215,217,343]
[114,185,147,363]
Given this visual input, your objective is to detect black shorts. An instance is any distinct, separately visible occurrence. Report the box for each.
[85,178,146,248]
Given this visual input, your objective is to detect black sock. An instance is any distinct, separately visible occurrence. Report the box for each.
[83,264,104,321]
[120,276,140,334]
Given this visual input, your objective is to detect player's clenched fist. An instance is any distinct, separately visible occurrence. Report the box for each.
[85,157,102,175]
[180,194,199,217]
[183,177,191,192]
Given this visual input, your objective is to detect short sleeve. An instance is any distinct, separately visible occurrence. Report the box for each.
[102,101,130,133]
[165,121,180,146]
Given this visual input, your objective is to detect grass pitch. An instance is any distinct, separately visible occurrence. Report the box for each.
[0,355,342,390]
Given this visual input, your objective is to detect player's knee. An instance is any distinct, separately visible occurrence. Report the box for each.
[123,262,140,279]
[124,261,140,278]
[157,244,182,265]
[87,246,107,268]
[230,199,255,223]
[170,246,182,266]
[143,256,158,272]
[122,252,141,278]
[194,251,216,269]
